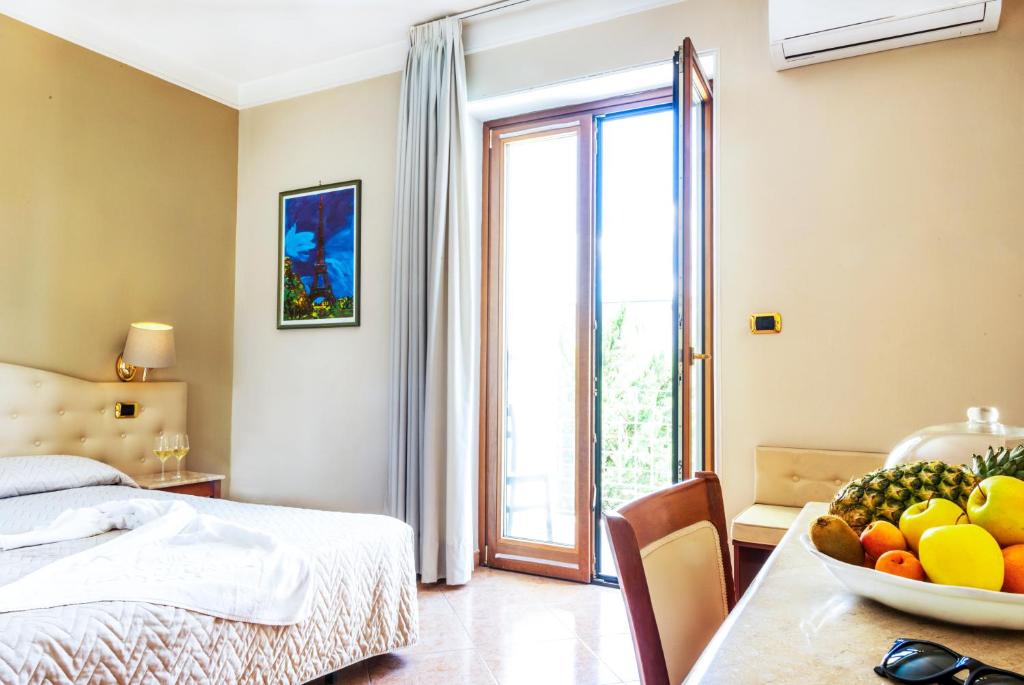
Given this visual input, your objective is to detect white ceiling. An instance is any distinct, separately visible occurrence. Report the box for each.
[0,0,678,109]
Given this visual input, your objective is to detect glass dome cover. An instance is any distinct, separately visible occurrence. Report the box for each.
[885,407,1024,468]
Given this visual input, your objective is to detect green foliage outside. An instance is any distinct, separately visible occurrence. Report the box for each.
[600,305,673,513]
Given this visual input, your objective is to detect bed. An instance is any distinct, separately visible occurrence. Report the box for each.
[0,363,417,684]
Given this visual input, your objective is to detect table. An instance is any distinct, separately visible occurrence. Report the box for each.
[134,470,224,498]
[687,502,1022,683]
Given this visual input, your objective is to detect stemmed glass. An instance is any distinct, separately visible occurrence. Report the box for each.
[173,433,190,479]
[153,434,172,481]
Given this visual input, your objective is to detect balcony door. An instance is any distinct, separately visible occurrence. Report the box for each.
[481,38,715,582]
[481,114,595,582]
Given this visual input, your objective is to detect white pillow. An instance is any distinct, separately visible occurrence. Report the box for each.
[0,456,138,499]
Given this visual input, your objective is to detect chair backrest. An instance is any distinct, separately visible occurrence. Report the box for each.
[605,472,735,685]
[754,446,886,508]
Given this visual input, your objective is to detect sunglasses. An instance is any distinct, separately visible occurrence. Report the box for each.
[876,639,1024,684]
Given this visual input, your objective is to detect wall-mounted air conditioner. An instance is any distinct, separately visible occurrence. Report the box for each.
[769,0,1001,70]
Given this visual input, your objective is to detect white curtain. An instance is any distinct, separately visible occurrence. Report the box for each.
[387,17,478,586]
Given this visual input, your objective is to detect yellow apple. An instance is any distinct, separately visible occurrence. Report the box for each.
[899,498,966,552]
[919,524,1004,591]
[967,476,1024,546]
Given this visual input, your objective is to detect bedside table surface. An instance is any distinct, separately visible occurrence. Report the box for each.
[134,470,226,490]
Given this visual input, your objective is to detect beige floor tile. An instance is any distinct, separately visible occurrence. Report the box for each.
[398,597,474,655]
[416,593,452,616]
[584,633,641,683]
[512,577,607,605]
[442,575,547,617]
[329,567,642,685]
[366,649,497,684]
[478,637,622,685]
[548,587,629,639]
[458,602,578,648]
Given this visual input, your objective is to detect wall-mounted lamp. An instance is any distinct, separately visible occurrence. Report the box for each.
[116,322,176,382]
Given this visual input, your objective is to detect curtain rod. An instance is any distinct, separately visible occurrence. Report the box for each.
[413,0,533,28]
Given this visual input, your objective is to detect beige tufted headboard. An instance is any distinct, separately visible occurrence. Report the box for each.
[0,362,186,477]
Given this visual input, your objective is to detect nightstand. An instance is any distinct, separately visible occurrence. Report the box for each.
[134,471,224,498]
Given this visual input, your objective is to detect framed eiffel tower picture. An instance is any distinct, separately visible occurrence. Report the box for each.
[277,180,361,329]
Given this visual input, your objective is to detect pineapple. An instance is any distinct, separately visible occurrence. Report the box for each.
[972,444,1024,480]
[829,460,978,534]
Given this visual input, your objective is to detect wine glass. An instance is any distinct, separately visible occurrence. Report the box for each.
[173,433,189,479]
[153,434,171,481]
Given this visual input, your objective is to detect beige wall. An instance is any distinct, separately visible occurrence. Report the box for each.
[470,0,1024,521]
[0,15,238,478]
[232,0,1024,524]
[231,73,401,512]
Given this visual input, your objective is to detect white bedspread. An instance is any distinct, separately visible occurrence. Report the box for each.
[0,486,418,684]
[0,499,314,625]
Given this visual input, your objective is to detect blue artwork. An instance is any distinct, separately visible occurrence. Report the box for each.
[278,180,361,328]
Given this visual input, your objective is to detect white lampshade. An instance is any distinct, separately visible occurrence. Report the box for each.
[123,322,176,369]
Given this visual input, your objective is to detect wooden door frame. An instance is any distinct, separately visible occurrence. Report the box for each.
[483,114,593,581]
[679,39,716,479]
[478,88,673,581]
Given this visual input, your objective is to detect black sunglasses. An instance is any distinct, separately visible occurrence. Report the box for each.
[875,638,1024,684]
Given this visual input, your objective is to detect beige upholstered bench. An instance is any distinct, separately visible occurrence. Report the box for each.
[731,446,885,596]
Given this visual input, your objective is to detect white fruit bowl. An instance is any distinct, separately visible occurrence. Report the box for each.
[801,534,1024,630]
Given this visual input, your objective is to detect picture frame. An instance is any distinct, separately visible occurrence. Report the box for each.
[277,180,361,329]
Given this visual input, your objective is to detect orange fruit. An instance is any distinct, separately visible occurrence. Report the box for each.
[875,550,925,581]
[1003,545,1024,593]
[861,520,907,560]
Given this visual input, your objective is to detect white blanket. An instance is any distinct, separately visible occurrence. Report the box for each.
[0,499,314,625]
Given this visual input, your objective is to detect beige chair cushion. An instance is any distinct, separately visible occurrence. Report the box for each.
[754,446,886,508]
[641,520,729,685]
[731,504,801,546]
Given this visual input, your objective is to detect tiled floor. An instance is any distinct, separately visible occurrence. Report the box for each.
[326,567,639,684]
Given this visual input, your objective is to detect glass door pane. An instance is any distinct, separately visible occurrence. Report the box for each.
[483,115,594,583]
[687,82,707,471]
[501,130,579,547]
[595,106,676,579]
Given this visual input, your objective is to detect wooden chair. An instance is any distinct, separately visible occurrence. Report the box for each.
[605,472,736,685]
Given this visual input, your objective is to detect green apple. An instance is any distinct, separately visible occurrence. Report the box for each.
[899,498,966,552]
[919,524,1004,591]
[967,476,1024,546]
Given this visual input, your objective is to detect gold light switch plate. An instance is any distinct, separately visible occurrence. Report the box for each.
[750,313,782,334]
[114,401,139,418]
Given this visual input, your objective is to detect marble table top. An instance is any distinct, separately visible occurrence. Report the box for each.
[133,470,225,490]
[687,502,1023,683]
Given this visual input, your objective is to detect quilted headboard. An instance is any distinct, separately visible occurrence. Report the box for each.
[0,362,186,477]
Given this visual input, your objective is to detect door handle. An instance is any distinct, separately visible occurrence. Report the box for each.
[690,347,711,363]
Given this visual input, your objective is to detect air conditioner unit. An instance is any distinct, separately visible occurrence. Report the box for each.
[769,0,1001,70]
